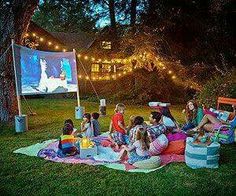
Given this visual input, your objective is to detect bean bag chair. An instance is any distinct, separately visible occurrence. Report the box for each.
[133,156,161,169]
[185,137,220,169]
[166,132,187,142]
[149,134,168,156]
[162,140,186,155]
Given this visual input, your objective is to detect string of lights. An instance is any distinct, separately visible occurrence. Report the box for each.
[24,32,178,81]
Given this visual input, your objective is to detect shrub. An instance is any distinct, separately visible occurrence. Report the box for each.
[198,69,236,108]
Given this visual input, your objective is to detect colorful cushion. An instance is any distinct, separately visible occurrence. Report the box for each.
[185,137,220,169]
[149,134,168,156]
[133,156,161,169]
[166,132,187,142]
[162,140,185,155]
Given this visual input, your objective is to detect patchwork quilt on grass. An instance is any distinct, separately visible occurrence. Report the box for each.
[13,134,184,173]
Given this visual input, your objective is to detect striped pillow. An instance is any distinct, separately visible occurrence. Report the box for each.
[149,134,168,156]
[185,137,220,169]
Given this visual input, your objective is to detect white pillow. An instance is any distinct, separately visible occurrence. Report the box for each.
[133,156,161,169]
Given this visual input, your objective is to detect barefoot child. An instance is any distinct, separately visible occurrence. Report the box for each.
[119,127,150,164]
[109,103,128,146]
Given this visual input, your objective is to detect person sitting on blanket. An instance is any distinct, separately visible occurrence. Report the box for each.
[191,105,236,132]
[91,112,100,137]
[159,107,180,131]
[147,111,167,143]
[109,103,128,146]
[129,116,148,146]
[80,113,94,138]
[58,123,78,156]
[64,119,77,136]
[119,127,150,164]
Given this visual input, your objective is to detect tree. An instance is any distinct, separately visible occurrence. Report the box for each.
[32,0,97,33]
[108,0,116,34]
[0,0,39,122]
[130,0,138,27]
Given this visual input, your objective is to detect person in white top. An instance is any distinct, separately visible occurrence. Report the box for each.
[119,127,150,164]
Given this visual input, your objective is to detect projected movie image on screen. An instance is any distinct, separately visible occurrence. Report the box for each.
[20,48,77,95]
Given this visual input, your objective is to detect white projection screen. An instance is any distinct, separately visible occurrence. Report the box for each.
[13,44,78,95]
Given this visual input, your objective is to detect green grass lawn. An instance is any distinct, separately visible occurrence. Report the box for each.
[0,99,236,195]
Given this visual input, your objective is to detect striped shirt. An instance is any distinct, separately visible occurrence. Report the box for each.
[59,135,76,150]
[147,124,167,141]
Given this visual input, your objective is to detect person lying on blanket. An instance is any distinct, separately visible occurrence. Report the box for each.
[191,105,236,132]
[119,127,150,164]
[58,123,78,156]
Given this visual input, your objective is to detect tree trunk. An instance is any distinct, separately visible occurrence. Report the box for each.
[130,0,137,27]
[145,0,158,26]
[0,0,39,123]
[108,0,116,34]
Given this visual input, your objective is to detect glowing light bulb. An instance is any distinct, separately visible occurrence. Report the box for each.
[85,76,89,80]
[172,75,176,79]
[123,71,127,74]
[168,70,172,74]
[84,56,88,60]
[63,49,66,52]
[25,33,29,37]
[91,57,95,61]
[39,37,44,42]
[32,33,36,37]
[55,45,59,49]
[48,41,52,45]
[78,75,82,79]
[118,73,121,76]
[77,54,81,58]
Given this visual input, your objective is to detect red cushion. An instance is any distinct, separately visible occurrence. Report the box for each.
[161,140,186,155]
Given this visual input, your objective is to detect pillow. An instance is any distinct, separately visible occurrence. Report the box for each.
[149,134,168,156]
[162,140,186,155]
[133,156,161,169]
[203,109,217,117]
[166,132,187,142]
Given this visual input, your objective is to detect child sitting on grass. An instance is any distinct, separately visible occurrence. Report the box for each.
[58,123,78,156]
[91,112,100,137]
[109,103,128,146]
[81,113,94,138]
[119,127,150,164]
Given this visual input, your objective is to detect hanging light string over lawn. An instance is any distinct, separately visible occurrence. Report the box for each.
[24,32,177,81]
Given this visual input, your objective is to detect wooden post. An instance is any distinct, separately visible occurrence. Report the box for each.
[11,39,22,116]
[73,49,80,107]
